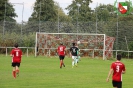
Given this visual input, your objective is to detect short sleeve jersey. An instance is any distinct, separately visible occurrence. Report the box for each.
[57,45,66,56]
[10,48,22,63]
[70,46,79,56]
[111,61,125,82]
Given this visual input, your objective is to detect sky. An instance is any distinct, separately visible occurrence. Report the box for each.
[8,0,128,22]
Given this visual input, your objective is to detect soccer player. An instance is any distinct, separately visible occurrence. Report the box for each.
[10,43,22,78]
[70,43,79,68]
[106,54,126,88]
[57,42,66,68]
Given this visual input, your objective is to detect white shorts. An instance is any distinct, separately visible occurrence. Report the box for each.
[72,56,77,60]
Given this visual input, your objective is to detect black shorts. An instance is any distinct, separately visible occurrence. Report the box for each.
[112,80,122,88]
[59,55,65,60]
[12,62,20,67]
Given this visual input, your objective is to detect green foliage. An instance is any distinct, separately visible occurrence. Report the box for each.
[0,0,17,22]
[22,33,35,47]
[29,0,57,21]
[129,41,133,51]
[0,32,35,54]
[95,4,115,21]
[66,0,93,22]
[54,2,71,22]
[27,0,71,32]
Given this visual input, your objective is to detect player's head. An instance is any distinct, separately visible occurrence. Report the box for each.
[60,42,63,45]
[117,54,121,61]
[14,43,18,48]
[72,42,76,46]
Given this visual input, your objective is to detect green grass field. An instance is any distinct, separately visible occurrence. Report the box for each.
[0,55,133,88]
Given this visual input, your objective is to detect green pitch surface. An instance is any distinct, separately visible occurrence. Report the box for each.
[0,55,133,88]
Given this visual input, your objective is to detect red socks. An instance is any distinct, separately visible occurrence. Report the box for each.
[12,70,19,78]
[12,71,16,78]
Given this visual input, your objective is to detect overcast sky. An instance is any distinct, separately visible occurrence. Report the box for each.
[9,0,127,22]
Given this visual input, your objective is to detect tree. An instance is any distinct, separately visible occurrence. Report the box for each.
[66,0,93,22]
[0,0,17,22]
[29,0,57,22]
[29,0,70,22]
[54,2,71,22]
[94,4,115,21]
[0,0,18,37]
[27,0,71,32]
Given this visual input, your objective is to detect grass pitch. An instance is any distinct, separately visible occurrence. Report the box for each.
[0,55,133,88]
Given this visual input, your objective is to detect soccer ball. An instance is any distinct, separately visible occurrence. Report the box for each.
[77,41,81,44]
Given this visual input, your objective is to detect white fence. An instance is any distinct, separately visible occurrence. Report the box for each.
[0,47,133,59]
[0,47,35,57]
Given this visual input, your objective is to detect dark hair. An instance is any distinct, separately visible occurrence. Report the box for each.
[60,42,63,45]
[14,43,18,48]
[72,43,76,46]
[117,54,121,60]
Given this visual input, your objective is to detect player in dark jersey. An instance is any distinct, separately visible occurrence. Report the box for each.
[70,43,79,68]
[106,54,126,88]
[10,43,22,78]
[57,42,66,68]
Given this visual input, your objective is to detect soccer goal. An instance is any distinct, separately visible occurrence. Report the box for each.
[35,32,115,60]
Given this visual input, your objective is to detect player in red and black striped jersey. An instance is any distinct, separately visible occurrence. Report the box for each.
[57,42,66,68]
[106,54,126,88]
[10,43,22,78]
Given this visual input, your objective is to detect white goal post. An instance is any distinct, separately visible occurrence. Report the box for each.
[35,32,115,60]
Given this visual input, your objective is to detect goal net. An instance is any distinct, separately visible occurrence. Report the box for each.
[35,33,115,60]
